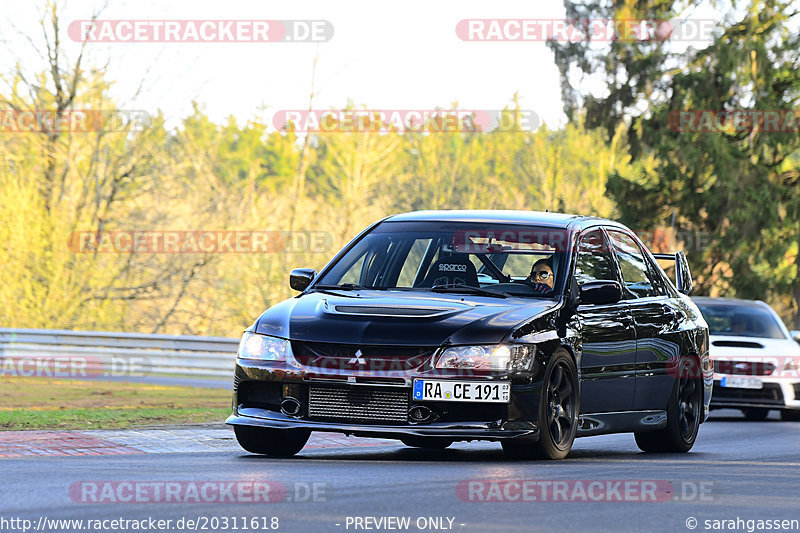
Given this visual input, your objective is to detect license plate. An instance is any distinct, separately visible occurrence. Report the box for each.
[413,380,510,403]
[720,376,763,390]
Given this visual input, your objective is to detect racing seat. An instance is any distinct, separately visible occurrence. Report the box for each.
[418,254,480,288]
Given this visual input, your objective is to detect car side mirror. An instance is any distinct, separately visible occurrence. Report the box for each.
[289,268,316,291]
[675,251,693,295]
[790,330,800,344]
[579,280,622,305]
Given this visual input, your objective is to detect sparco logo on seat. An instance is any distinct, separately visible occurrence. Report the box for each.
[439,264,467,272]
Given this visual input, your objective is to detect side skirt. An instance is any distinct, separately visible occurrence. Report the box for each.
[576,410,667,437]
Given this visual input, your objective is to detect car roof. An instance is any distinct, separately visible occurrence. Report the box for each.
[691,296,769,309]
[383,209,616,229]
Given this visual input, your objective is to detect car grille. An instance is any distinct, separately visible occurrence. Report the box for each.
[714,360,775,376]
[292,341,435,372]
[307,385,409,424]
[712,382,784,406]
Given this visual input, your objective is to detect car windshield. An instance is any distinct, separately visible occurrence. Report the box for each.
[315,221,569,298]
[695,303,786,339]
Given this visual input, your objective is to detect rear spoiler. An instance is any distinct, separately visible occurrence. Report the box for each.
[652,251,693,295]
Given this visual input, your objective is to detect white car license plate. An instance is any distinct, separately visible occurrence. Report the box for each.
[720,376,763,390]
[413,380,510,403]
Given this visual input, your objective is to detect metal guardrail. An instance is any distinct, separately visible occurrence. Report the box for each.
[0,328,239,378]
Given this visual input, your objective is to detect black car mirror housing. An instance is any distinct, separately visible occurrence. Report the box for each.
[579,280,622,305]
[290,268,316,291]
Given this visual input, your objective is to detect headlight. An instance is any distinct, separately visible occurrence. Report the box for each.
[237,332,288,361]
[435,344,537,372]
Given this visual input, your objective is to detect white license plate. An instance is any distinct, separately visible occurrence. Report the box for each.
[720,376,763,390]
[413,380,510,403]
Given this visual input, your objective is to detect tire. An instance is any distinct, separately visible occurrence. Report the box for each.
[780,410,800,422]
[635,357,701,453]
[400,437,453,449]
[743,408,769,421]
[233,425,310,457]
[502,350,578,460]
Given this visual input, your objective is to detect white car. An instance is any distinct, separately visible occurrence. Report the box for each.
[693,297,800,421]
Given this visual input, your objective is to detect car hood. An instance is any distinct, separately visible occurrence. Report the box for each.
[708,335,800,359]
[254,290,560,346]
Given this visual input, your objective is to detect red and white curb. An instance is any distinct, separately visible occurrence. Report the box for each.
[0,428,397,458]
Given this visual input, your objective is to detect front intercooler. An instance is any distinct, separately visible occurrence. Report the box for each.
[307,385,410,424]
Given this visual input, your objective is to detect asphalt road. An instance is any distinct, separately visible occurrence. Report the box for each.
[1,410,798,533]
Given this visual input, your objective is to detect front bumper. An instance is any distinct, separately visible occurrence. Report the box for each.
[710,376,800,410]
[226,410,538,441]
[226,358,543,442]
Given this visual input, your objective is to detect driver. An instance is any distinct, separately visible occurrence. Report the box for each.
[528,257,554,293]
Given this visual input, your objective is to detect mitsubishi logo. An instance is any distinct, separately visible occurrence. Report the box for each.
[348,349,367,366]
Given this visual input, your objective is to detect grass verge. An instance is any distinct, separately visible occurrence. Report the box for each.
[0,377,232,430]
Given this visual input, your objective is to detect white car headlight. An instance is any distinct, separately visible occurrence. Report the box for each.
[237,332,288,361]
[435,344,537,372]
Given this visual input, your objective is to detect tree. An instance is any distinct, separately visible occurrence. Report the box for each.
[0,3,175,330]
[550,0,800,325]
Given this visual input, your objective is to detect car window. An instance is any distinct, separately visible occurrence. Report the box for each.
[574,229,617,287]
[607,230,658,299]
[396,238,433,287]
[316,222,568,298]
[339,252,367,285]
[695,303,787,339]
[494,253,548,279]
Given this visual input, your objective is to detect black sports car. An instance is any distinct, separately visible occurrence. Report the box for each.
[227,210,711,459]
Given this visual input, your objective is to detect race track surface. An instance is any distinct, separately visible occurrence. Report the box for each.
[1,410,798,533]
